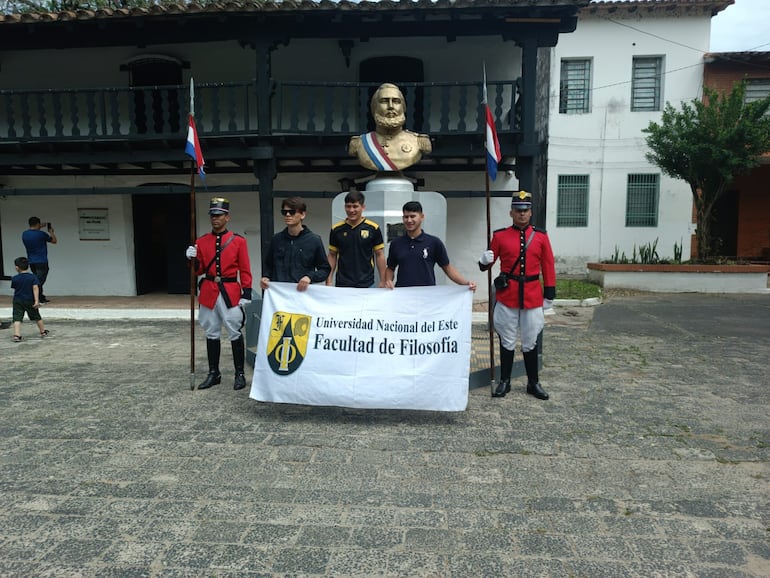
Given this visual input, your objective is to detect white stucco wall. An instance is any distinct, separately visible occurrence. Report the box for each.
[0,175,268,297]
[546,12,710,272]
[1,177,510,299]
[1,189,137,295]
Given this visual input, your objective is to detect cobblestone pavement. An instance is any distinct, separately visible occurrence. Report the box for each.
[0,294,768,577]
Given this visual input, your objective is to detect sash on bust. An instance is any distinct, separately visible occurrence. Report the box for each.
[361,132,399,171]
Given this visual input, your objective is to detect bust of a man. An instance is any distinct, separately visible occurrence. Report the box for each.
[348,83,432,172]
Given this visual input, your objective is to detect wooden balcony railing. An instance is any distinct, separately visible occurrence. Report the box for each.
[0,79,520,143]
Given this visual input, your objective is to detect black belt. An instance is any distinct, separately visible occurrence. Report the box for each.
[509,274,540,283]
[204,275,237,283]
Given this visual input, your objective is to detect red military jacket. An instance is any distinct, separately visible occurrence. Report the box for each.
[489,224,556,310]
[194,230,252,309]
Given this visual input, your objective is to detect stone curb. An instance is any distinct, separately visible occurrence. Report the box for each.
[27,298,603,322]
[474,297,601,323]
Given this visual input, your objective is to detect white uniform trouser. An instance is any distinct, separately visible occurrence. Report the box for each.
[493,302,544,352]
[199,293,245,341]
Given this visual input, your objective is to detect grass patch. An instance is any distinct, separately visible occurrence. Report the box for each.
[556,277,602,300]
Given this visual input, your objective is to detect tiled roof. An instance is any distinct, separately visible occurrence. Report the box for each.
[584,0,732,15]
[588,0,729,5]
[0,0,587,25]
[705,51,770,62]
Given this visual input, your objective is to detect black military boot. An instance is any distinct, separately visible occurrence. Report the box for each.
[231,335,246,390]
[492,347,514,398]
[198,339,222,389]
[523,349,549,400]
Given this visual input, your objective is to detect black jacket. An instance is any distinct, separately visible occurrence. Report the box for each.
[263,225,331,284]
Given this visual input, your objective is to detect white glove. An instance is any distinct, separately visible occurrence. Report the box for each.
[238,298,251,307]
[543,299,554,310]
[185,245,197,259]
[479,250,494,265]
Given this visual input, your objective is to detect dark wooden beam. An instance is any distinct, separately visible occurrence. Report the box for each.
[0,7,581,50]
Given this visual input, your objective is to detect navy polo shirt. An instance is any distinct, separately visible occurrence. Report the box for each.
[22,229,52,264]
[386,231,450,287]
[11,271,40,302]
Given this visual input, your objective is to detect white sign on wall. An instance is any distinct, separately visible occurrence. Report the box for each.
[78,208,109,241]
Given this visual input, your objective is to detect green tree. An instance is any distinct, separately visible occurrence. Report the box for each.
[643,82,770,260]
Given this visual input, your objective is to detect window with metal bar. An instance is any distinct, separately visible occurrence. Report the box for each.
[631,57,662,112]
[557,175,589,227]
[626,174,659,227]
[559,59,591,114]
[744,78,770,103]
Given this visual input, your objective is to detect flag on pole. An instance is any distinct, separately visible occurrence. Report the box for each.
[185,115,205,179]
[485,106,502,181]
[482,66,502,181]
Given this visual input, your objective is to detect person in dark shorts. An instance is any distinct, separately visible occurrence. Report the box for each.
[10,256,50,342]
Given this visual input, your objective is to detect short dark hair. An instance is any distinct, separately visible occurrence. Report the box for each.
[282,196,307,213]
[28,216,41,226]
[14,256,29,270]
[344,190,365,205]
[402,201,423,213]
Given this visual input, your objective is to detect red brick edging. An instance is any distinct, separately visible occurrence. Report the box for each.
[586,263,769,274]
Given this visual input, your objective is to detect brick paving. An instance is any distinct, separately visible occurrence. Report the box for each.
[0,294,768,577]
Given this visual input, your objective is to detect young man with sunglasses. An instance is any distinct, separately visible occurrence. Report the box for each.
[478,190,556,401]
[261,197,331,292]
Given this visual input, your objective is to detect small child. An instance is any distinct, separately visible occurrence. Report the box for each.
[10,256,50,342]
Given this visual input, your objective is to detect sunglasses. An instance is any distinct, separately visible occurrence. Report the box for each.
[280,209,297,216]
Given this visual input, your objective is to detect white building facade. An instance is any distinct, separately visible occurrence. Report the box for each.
[0,34,524,297]
[0,1,730,298]
[546,1,726,273]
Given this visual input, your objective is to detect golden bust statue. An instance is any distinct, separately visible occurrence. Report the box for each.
[348,83,432,172]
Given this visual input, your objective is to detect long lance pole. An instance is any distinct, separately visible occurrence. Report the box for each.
[189,79,197,391]
[189,156,197,390]
[485,167,495,384]
[482,63,496,386]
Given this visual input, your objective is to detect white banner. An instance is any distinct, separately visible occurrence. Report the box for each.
[249,282,472,411]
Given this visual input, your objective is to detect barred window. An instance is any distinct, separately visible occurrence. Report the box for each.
[559,59,591,114]
[626,174,659,227]
[631,57,663,112]
[744,78,770,103]
[557,175,589,227]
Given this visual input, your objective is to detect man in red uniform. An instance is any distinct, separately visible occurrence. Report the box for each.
[186,197,253,390]
[479,190,556,400]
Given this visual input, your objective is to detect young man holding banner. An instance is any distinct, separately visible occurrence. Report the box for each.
[261,197,331,292]
[326,190,386,288]
[384,201,476,292]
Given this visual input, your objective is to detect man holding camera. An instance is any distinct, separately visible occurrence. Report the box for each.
[478,191,556,400]
[22,216,57,304]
